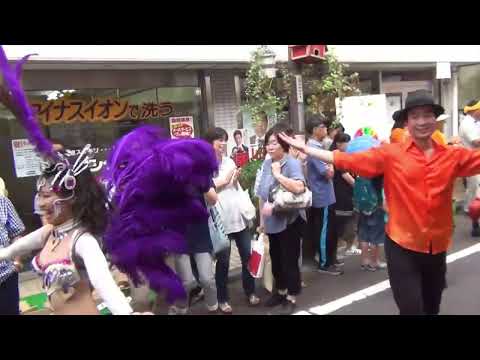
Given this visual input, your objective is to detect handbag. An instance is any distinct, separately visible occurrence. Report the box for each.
[270,185,312,210]
[237,184,256,222]
[207,204,230,254]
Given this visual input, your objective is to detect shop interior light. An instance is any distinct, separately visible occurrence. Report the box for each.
[46,89,76,101]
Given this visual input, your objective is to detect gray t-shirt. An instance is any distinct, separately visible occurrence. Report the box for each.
[257,155,306,234]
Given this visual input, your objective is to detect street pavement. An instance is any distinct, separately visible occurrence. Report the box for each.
[153,212,480,315]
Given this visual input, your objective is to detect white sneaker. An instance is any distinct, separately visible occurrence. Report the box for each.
[207,302,219,313]
[375,261,387,269]
[248,294,260,306]
[345,246,361,256]
[218,302,233,314]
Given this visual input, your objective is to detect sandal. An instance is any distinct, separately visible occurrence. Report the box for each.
[248,294,260,306]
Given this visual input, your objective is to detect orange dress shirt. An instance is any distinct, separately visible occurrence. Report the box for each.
[334,138,480,254]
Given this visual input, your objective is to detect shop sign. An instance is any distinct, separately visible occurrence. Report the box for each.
[30,98,174,126]
[169,116,194,139]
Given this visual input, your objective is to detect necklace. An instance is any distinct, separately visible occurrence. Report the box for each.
[50,220,81,252]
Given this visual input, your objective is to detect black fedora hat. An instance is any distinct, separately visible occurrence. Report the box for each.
[398,90,444,121]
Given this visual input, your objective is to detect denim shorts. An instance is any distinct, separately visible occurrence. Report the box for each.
[358,209,386,245]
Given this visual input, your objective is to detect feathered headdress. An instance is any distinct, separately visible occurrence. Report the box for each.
[102,125,218,303]
[0,46,92,190]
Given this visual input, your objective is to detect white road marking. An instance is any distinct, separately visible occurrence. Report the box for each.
[300,243,480,315]
[293,311,312,315]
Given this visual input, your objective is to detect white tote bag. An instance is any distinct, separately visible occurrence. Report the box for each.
[237,185,256,222]
[262,235,273,293]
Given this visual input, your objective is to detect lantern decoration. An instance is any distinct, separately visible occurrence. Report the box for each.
[259,46,276,79]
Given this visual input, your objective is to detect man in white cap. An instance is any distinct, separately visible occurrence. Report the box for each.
[459,99,480,236]
[432,114,448,145]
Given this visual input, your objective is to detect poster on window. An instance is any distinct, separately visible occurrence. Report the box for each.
[169,116,195,139]
[11,139,43,178]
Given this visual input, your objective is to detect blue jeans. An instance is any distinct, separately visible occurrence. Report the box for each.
[215,228,255,303]
[0,272,19,315]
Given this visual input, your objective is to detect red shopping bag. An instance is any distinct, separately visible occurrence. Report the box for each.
[469,197,480,222]
[249,233,265,278]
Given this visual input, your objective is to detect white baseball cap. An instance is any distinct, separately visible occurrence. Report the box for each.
[437,114,449,122]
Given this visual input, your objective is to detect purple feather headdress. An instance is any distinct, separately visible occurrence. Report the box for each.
[0,46,56,160]
[0,46,92,191]
[102,125,218,303]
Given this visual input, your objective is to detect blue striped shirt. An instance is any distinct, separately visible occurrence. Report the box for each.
[0,195,26,284]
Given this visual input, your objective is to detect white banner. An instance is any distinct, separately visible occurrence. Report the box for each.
[11,139,42,178]
[335,94,391,141]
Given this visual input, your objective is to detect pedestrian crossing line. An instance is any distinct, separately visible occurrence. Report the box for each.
[296,243,480,316]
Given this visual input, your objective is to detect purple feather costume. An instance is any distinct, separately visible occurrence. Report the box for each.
[102,128,218,303]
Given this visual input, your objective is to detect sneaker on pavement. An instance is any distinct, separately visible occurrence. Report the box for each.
[167,305,188,315]
[361,264,377,272]
[218,302,233,314]
[317,265,344,276]
[248,294,260,306]
[207,302,219,313]
[265,293,287,307]
[375,261,387,269]
[345,246,361,256]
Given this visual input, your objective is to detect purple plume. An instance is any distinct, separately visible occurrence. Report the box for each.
[102,125,218,303]
[0,46,56,159]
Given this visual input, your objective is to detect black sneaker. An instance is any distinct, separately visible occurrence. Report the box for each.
[265,293,287,307]
[278,299,297,315]
[317,265,343,276]
[472,227,480,237]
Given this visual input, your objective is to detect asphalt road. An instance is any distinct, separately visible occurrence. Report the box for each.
[153,213,480,315]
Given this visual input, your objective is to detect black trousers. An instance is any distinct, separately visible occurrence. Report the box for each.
[305,206,338,268]
[269,217,304,296]
[0,272,19,315]
[384,236,446,315]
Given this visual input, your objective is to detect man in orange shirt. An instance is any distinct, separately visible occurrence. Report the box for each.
[279,90,480,315]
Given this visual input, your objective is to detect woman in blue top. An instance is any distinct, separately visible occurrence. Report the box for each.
[257,123,307,315]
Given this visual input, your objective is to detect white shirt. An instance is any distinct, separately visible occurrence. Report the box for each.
[459,115,480,149]
[214,157,247,234]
